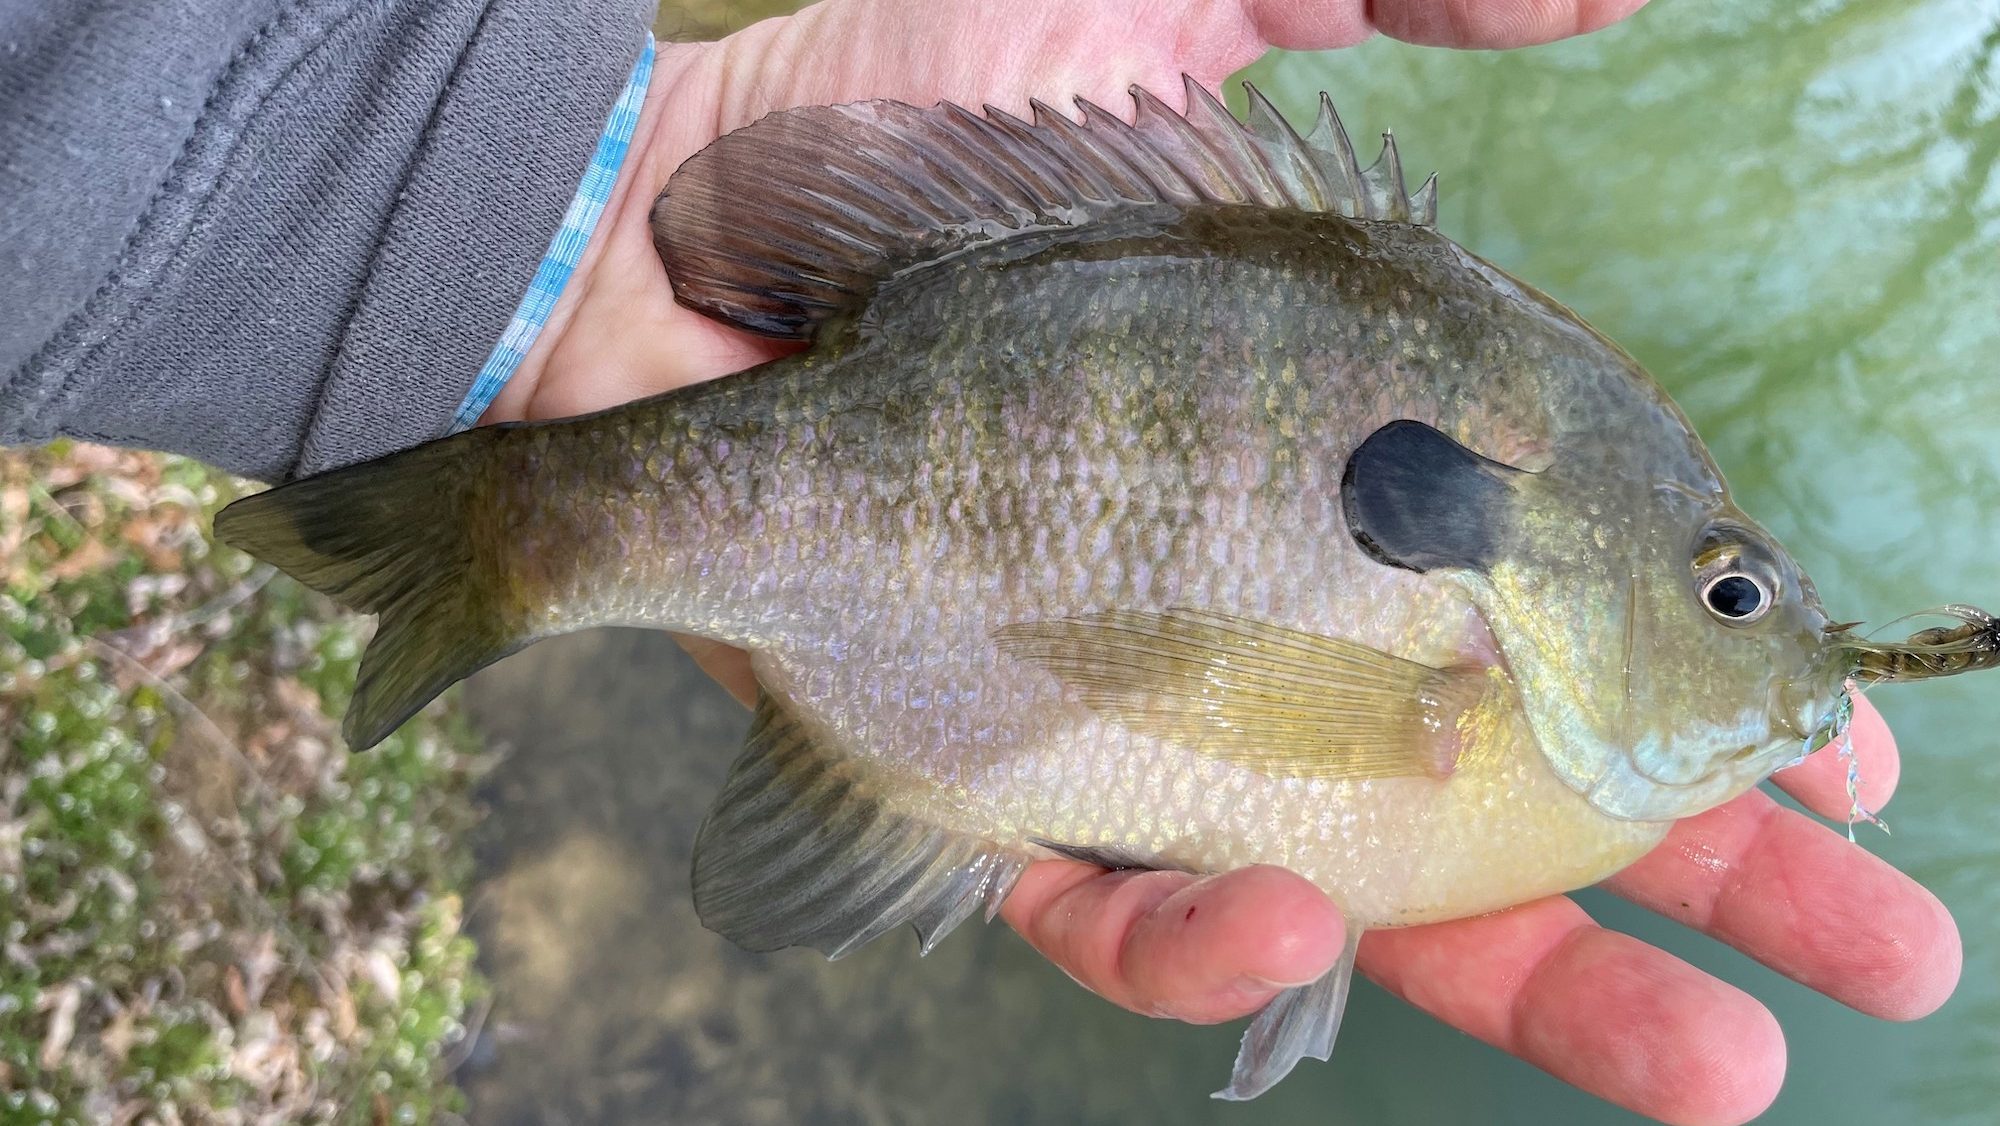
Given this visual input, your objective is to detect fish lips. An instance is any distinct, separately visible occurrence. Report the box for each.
[1775,671,1844,743]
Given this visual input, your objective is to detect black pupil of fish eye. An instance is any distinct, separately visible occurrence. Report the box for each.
[1707,575,1765,619]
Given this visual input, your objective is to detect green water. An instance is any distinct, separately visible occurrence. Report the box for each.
[461,2,2000,1121]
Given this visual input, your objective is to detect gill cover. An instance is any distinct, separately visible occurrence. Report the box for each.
[1339,421,1834,824]
[1486,493,1838,823]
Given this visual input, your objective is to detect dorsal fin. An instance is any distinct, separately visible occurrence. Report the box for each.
[653,77,1438,340]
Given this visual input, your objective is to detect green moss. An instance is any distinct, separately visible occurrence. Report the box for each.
[125,1016,228,1097]
[1,443,486,1122]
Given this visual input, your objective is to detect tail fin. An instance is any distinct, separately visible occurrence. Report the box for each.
[214,435,518,750]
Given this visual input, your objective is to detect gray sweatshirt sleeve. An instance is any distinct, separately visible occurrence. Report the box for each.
[0,0,655,480]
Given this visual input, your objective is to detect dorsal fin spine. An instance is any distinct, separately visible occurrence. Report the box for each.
[1076,96,1195,203]
[1308,92,1365,217]
[976,103,1088,207]
[1363,133,1411,223]
[1410,173,1440,226]
[1178,78,1286,207]
[1021,100,1127,202]
[1243,84,1330,210]
[932,104,1050,216]
[655,79,1441,341]
[1132,85,1230,200]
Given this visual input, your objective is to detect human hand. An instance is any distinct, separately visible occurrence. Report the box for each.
[1000,693,1956,1125]
[485,2,1958,1122]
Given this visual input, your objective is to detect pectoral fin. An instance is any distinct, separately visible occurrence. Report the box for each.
[693,694,1029,959]
[1216,929,1363,1100]
[994,608,1479,780]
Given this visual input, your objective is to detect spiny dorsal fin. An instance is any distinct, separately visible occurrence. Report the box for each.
[993,607,1485,781]
[654,77,1438,340]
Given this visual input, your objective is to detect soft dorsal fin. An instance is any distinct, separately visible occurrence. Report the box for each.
[653,77,1438,340]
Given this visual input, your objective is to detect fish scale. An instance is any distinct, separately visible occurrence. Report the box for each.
[215,79,1997,1101]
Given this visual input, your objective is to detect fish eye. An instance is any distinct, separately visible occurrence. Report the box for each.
[1702,572,1771,623]
[1691,521,1781,626]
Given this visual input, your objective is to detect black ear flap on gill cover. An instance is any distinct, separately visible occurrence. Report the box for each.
[1341,419,1526,574]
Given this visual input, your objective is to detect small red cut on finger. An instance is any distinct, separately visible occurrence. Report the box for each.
[1361,897,1785,1126]
[1770,691,1899,820]
[1001,861,1344,1024]
[1605,789,1960,1021]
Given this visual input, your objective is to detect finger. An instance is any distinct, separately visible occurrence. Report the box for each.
[1769,691,1899,819]
[1362,898,1784,1126]
[1362,0,1653,49]
[1001,861,1345,1024]
[1604,788,1960,1021]
[672,634,758,707]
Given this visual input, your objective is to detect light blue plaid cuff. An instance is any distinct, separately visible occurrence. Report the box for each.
[450,35,656,430]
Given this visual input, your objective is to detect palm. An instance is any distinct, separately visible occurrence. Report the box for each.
[501,2,1961,1122]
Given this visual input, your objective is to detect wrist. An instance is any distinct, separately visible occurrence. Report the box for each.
[490,39,766,424]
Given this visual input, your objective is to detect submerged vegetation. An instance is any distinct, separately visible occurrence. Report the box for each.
[1,443,484,1124]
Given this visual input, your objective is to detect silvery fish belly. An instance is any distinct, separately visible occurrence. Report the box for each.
[215,79,2000,1100]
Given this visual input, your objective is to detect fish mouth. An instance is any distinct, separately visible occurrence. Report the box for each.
[1569,608,1993,823]
[1772,674,1836,744]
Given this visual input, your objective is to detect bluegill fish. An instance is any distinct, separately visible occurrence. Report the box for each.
[214,79,1999,1098]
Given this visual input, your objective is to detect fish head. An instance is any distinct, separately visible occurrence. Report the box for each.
[1338,418,1846,822]
[1472,477,1848,823]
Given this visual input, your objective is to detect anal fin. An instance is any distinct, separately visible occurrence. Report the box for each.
[1215,928,1363,1101]
[693,694,1028,960]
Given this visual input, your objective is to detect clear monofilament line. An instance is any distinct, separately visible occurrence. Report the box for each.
[1789,686,1885,842]
[1829,685,1888,842]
